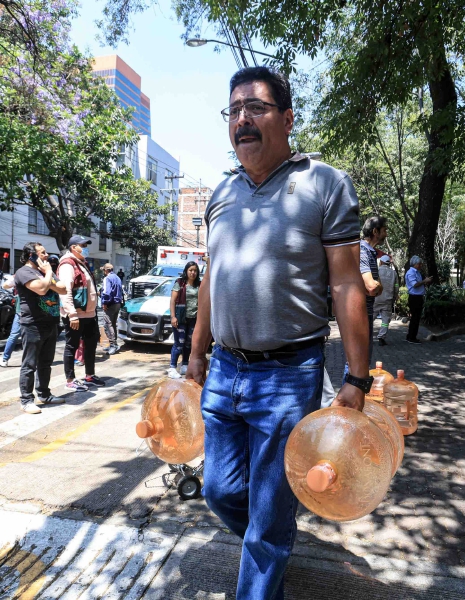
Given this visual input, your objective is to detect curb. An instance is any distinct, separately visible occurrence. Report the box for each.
[425,324,465,342]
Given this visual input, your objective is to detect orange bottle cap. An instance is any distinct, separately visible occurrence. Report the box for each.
[397,370,405,379]
[306,462,337,493]
[136,420,154,438]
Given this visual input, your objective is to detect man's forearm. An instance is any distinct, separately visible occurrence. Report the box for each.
[333,282,370,378]
[190,281,212,356]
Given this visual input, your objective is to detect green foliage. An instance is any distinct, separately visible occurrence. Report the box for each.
[422,284,465,328]
[435,259,452,285]
[395,287,409,318]
[0,18,169,251]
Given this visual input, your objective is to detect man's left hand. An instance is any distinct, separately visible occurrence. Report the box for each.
[102,304,107,311]
[332,383,365,412]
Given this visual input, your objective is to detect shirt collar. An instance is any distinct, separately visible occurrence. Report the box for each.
[360,239,377,253]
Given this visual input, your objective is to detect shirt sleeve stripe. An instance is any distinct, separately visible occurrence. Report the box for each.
[322,235,360,247]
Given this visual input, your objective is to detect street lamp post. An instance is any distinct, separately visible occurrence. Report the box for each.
[186,38,276,59]
[192,217,203,248]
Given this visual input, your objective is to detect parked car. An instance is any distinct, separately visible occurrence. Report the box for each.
[118,278,176,344]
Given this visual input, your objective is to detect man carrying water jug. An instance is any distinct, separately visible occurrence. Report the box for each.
[186,66,372,600]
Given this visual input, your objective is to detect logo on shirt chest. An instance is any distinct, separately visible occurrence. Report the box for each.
[287,182,296,194]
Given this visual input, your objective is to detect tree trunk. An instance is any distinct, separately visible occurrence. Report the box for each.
[408,43,457,283]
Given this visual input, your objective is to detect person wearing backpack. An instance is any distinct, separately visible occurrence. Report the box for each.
[58,235,105,391]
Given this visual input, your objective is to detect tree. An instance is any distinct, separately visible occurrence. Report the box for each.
[164,0,464,281]
[110,210,174,277]
[0,0,171,251]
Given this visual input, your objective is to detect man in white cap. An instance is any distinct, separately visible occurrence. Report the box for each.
[374,255,399,346]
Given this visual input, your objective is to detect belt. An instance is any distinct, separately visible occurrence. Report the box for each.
[221,337,324,364]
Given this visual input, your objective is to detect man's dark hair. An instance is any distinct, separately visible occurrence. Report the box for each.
[229,67,292,111]
[20,242,40,265]
[362,216,387,239]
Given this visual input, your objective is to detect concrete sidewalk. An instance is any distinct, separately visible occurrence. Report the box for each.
[1,319,465,598]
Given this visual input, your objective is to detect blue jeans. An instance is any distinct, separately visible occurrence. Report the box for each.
[342,313,373,384]
[170,317,196,368]
[201,343,324,600]
[3,313,21,361]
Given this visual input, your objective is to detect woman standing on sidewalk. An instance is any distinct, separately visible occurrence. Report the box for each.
[168,262,201,378]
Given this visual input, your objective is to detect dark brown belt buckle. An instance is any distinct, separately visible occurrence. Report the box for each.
[229,347,249,363]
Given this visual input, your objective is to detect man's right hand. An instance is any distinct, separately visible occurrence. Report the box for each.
[185,355,208,386]
[38,258,52,274]
[70,319,80,330]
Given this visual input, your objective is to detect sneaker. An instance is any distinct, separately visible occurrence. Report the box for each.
[0,357,8,367]
[180,365,188,375]
[168,368,181,379]
[74,360,84,366]
[85,375,106,387]
[406,338,421,344]
[38,395,65,405]
[378,338,387,346]
[21,403,42,414]
[106,346,117,355]
[65,379,89,391]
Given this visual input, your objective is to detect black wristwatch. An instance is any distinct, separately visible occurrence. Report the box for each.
[346,373,374,394]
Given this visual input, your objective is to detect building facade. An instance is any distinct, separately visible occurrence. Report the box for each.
[176,187,212,249]
[92,55,151,137]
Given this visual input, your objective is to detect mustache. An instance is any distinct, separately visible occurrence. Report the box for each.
[234,125,262,145]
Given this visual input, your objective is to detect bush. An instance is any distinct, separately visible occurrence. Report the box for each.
[436,259,452,284]
[395,287,409,317]
[422,284,465,328]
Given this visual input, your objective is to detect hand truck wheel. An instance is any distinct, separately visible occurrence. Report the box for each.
[177,475,201,500]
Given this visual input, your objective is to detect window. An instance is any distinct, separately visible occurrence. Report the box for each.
[116,144,134,169]
[99,220,107,251]
[28,207,49,235]
[116,144,126,168]
[147,157,158,185]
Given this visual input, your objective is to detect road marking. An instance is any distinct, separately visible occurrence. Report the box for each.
[2,548,47,599]
[0,511,178,600]
[0,369,155,451]
[0,374,67,402]
[1,387,151,467]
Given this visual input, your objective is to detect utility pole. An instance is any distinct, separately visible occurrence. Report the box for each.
[162,173,184,243]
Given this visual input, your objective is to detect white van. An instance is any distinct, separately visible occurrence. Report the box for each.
[128,246,207,299]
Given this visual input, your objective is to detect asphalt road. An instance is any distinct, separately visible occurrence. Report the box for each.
[1,323,465,599]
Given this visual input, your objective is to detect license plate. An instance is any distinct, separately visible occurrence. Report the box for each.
[141,328,152,334]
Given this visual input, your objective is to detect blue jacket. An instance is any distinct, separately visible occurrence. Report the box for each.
[102,272,123,305]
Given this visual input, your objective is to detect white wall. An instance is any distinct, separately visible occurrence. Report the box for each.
[135,136,180,236]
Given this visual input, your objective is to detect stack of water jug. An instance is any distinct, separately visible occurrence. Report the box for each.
[136,362,417,522]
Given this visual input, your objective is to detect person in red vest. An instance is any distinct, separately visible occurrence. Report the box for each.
[58,235,105,391]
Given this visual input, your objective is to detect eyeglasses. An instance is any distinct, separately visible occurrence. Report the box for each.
[221,100,282,122]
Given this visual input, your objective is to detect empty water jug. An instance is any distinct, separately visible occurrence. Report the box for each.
[363,399,404,474]
[136,378,204,463]
[383,370,418,435]
[366,362,394,403]
[284,403,404,521]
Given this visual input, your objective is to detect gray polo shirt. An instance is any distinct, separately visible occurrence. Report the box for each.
[205,153,361,351]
